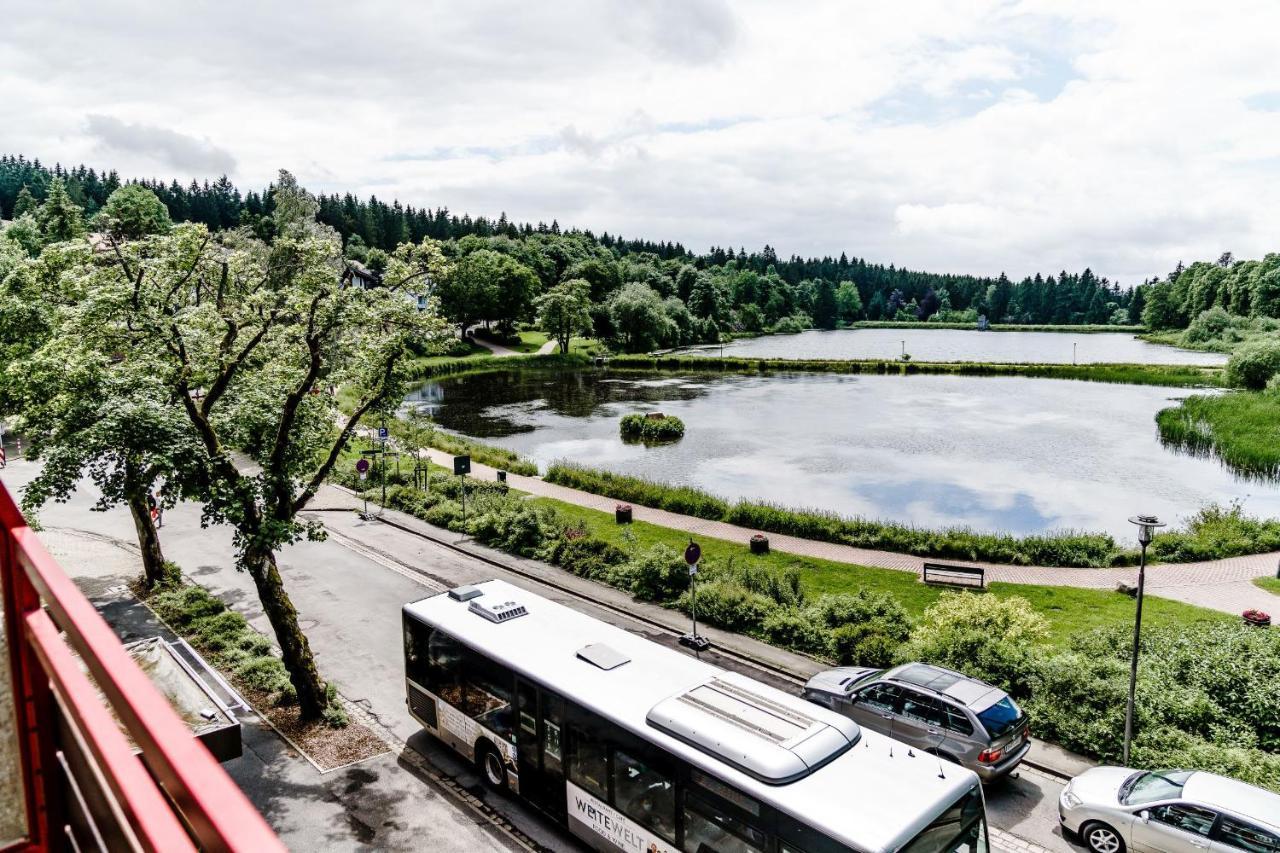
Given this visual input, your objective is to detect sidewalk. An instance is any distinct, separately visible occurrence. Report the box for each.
[412,447,1279,614]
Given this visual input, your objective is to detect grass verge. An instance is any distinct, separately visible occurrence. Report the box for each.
[1254,576,1280,597]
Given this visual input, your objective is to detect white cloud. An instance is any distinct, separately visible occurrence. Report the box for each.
[3,1,1280,282]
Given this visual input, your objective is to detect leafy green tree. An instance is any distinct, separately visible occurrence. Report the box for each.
[608,282,675,352]
[0,214,42,258]
[811,279,838,329]
[536,278,593,353]
[834,282,862,324]
[73,173,450,719]
[437,248,537,336]
[100,184,173,239]
[35,178,86,243]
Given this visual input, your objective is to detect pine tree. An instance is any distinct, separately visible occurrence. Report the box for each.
[35,178,86,242]
[13,185,37,218]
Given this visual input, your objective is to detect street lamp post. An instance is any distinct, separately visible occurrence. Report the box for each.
[1123,513,1165,765]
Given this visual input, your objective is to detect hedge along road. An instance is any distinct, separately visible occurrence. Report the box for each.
[411,446,1280,615]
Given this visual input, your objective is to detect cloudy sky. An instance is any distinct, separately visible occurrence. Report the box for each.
[4,0,1280,282]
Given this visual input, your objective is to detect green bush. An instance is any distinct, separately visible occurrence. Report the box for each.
[677,580,776,632]
[903,593,1049,696]
[1150,502,1280,562]
[770,313,811,334]
[1226,338,1280,389]
[829,624,900,668]
[548,533,629,580]
[619,413,686,442]
[615,545,690,601]
[760,609,829,656]
[467,499,563,556]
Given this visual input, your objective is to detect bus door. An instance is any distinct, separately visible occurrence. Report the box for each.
[516,679,566,819]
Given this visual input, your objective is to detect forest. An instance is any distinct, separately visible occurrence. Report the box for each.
[2,153,1145,351]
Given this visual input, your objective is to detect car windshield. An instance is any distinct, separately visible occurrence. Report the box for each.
[975,697,1023,738]
[1121,770,1193,806]
[845,670,882,691]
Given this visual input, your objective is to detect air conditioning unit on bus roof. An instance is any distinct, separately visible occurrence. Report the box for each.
[468,598,528,623]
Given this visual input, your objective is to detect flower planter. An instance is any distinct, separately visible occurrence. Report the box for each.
[750,534,769,555]
[1243,610,1271,628]
[615,504,633,524]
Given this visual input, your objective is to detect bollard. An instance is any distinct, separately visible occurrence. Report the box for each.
[497,470,507,483]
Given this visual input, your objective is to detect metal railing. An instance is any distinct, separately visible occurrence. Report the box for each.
[0,478,284,852]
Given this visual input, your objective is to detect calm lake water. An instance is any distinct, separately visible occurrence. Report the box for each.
[672,328,1226,365]
[409,370,1280,540]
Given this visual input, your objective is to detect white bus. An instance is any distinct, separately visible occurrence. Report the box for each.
[403,579,989,853]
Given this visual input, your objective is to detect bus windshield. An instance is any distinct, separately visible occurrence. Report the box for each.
[900,785,989,853]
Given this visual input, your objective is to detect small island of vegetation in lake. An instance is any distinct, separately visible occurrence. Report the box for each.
[620,412,685,443]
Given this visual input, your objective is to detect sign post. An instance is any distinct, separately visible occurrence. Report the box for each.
[355,458,371,518]
[454,455,471,534]
[678,540,710,652]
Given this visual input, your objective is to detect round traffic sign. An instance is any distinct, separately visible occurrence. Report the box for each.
[684,541,701,566]
[355,458,370,474]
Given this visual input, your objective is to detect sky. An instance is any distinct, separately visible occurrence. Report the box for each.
[3,0,1280,283]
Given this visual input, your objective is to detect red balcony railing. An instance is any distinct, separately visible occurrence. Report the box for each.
[0,478,283,852]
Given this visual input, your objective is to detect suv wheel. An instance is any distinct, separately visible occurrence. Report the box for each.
[1081,821,1124,853]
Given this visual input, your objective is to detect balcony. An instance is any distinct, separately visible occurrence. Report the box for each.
[0,478,283,852]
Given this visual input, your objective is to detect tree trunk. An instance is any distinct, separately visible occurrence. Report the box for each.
[123,459,168,590]
[245,547,329,720]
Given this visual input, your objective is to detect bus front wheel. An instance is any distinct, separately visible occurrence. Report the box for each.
[476,742,508,791]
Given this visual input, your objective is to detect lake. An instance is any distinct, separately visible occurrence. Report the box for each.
[409,369,1280,540]
[671,328,1226,365]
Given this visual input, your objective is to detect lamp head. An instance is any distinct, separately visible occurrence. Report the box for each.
[1128,514,1165,546]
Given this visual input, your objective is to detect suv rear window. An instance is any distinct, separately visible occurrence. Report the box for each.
[975,696,1023,738]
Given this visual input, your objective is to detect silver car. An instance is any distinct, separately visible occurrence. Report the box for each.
[802,662,1031,782]
[1059,767,1280,853]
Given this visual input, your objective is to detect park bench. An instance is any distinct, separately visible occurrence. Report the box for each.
[922,562,986,589]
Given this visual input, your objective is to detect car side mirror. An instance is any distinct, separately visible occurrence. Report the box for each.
[1138,810,1150,823]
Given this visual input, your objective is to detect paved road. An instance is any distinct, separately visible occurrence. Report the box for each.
[2,459,1082,852]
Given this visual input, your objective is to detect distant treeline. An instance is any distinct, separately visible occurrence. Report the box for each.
[2,153,1142,333]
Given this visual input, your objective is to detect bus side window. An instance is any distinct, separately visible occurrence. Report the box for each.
[404,619,430,686]
[460,648,515,741]
[427,629,463,700]
[568,725,609,801]
[612,747,675,844]
[775,810,856,853]
[542,694,564,775]
[682,793,766,853]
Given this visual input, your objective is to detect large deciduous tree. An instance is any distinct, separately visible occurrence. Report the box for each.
[100,184,174,240]
[536,278,593,353]
[9,189,204,589]
[76,171,449,719]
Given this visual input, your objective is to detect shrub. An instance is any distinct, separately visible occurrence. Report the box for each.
[902,593,1048,696]
[1226,338,1280,389]
[1184,307,1238,344]
[1150,502,1280,562]
[770,313,811,334]
[760,608,829,656]
[548,534,629,580]
[617,545,690,601]
[619,413,686,443]
[677,580,776,632]
[709,560,806,608]
[467,499,563,556]
[829,624,900,668]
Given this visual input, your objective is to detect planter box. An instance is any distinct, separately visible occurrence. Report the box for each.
[750,535,769,555]
[615,505,633,524]
[1243,614,1271,628]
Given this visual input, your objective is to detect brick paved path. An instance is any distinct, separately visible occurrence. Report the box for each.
[413,448,1280,615]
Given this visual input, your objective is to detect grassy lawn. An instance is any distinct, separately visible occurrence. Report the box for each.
[1255,576,1280,598]
[516,330,605,356]
[537,498,1232,651]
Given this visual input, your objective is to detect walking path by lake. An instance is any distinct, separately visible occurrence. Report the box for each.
[412,446,1279,615]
